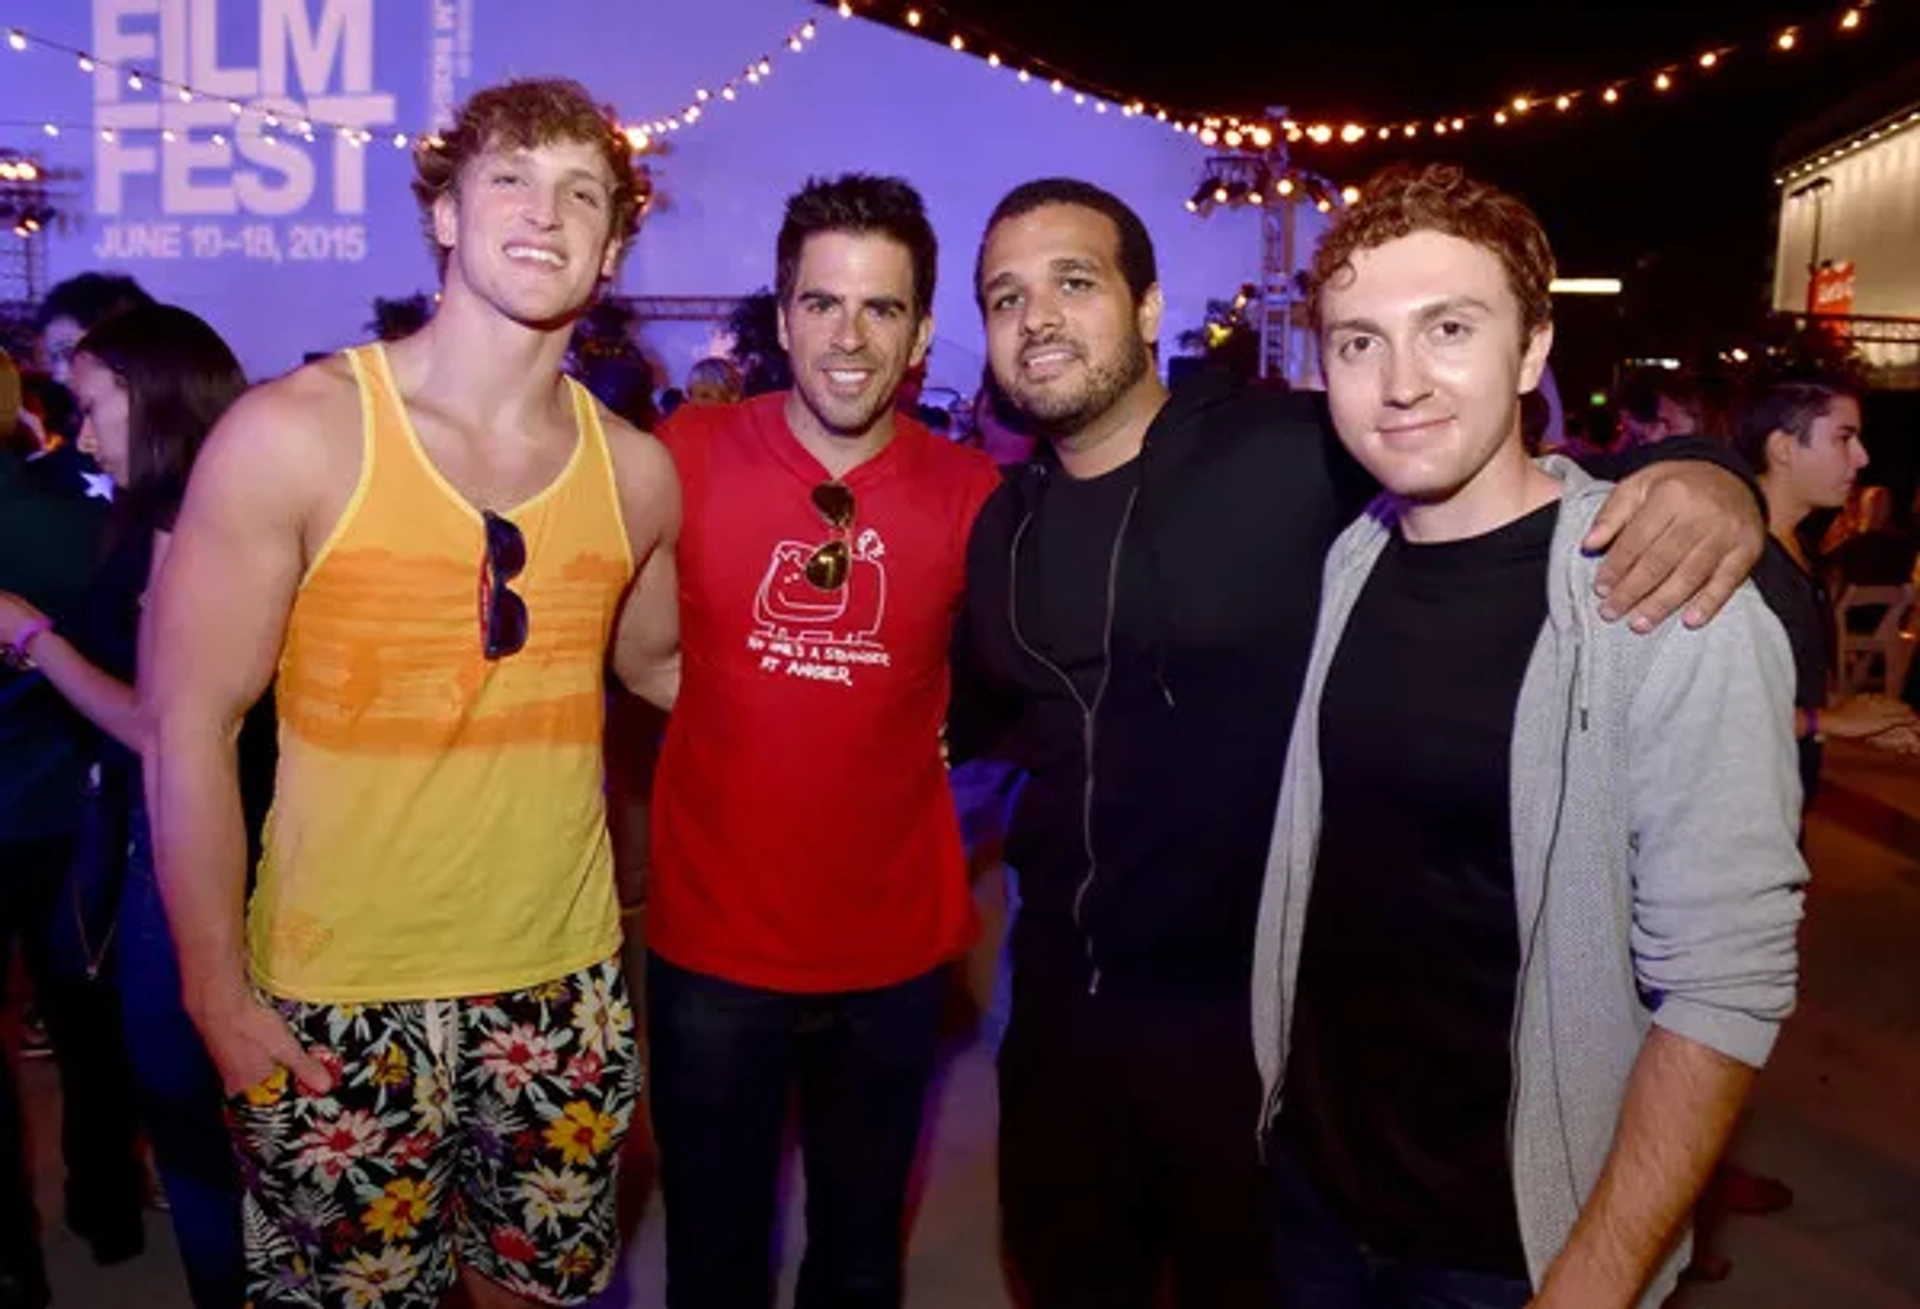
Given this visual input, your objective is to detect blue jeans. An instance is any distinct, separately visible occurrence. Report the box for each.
[120,808,246,1309]
[645,953,946,1309]
[1270,1143,1533,1309]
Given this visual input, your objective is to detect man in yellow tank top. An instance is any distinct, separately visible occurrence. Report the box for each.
[143,79,680,1309]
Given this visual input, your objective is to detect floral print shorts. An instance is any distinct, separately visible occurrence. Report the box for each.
[227,956,641,1308]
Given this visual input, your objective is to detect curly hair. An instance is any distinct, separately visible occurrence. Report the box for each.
[1309,163,1556,339]
[411,78,642,277]
[775,175,938,316]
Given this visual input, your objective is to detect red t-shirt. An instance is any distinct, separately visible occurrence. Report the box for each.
[651,394,1001,992]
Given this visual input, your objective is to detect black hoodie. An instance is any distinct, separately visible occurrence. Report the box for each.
[953,375,1372,999]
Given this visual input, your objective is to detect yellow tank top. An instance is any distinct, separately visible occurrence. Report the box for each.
[250,344,632,1003]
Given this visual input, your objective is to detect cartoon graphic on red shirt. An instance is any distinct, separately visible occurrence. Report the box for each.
[753,527,889,647]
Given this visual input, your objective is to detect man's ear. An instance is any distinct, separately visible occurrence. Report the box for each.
[908,311,934,369]
[1765,426,1796,474]
[433,189,459,257]
[1137,283,1165,347]
[1519,322,1554,394]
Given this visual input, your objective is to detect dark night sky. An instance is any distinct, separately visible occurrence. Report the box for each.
[868,0,1920,372]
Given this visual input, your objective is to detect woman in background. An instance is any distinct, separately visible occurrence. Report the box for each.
[0,304,262,1308]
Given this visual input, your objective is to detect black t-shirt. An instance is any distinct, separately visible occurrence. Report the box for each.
[1281,499,1559,1278]
[1749,537,1828,803]
[1020,461,1141,705]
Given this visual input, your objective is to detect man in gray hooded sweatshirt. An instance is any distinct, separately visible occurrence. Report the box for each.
[1251,162,1807,1309]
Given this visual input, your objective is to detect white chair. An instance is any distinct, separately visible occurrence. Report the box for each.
[1836,583,1916,696]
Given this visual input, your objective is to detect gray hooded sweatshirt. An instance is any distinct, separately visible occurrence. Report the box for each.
[1252,458,1808,1307]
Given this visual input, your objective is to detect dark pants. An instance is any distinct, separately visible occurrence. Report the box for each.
[997,972,1272,1309]
[1269,1143,1533,1309]
[646,953,946,1309]
[0,833,146,1265]
[119,809,246,1309]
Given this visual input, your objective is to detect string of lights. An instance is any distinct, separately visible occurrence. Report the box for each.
[1,15,830,156]
[831,0,1879,161]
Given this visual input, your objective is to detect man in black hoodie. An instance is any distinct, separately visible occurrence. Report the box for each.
[953,179,1764,1309]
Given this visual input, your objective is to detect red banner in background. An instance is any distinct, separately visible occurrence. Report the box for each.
[1812,260,1856,315]
[1810,260,1855,343]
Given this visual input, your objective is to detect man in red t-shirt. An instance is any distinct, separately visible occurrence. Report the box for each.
[647,174,1000,1309]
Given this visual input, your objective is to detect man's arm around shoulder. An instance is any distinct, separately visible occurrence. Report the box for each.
[604,411,682,712]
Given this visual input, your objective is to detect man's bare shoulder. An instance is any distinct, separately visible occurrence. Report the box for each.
[593,398,676,486]
[225,353,362,445]
[587,397,680,553]
[192,353,366,525]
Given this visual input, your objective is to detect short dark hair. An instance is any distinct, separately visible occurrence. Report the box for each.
[35,272,154,333]
[976,178,1158,308]
[1734,376,1861,474]
[775,175,938,316]
[75,304,248,534]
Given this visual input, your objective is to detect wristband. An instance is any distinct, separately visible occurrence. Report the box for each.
[1807,707,1824,743]
[5,617,53,669]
